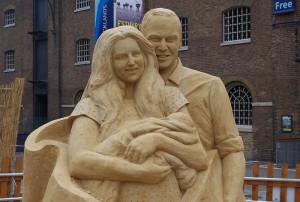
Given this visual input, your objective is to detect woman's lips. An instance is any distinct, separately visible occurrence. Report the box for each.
[125,68,139,73]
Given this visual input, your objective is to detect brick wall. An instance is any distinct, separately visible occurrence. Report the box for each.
[145,0,300,161]
[1,0,299,161]
[0,0,34,124]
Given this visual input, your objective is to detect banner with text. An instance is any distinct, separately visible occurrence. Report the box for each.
[274,0,294,14]
[94,0,114,43]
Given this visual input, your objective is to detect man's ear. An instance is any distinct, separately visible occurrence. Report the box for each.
[178,41,182,49]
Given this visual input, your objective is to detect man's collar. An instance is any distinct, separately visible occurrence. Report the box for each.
[167,58,184,86]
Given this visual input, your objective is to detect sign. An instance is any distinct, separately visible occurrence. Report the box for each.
[274,0,294,14]
[94,0,114,44]
[115,0,143,30]
[281,115,292,132]
[94,0,143,44]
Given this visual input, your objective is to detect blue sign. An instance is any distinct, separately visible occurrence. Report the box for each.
[94,0,114,44]
[274,0,294,14]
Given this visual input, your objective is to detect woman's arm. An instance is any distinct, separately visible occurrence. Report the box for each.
[68,116,171,183]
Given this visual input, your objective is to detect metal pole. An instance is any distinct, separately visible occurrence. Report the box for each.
[0,197,22,201]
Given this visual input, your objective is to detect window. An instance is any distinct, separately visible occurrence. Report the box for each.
[74,90,84,104]
[179,17,188,50]
[75,38,90,65]
[75,0,90,12]
[222,7,250,45]
[4,9,15,27]
[4,50,15,72]
[228,84,252,127]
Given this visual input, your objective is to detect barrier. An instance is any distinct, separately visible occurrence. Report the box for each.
[244,162,300,202]
[0,157,23,200]
[1,158,299,201]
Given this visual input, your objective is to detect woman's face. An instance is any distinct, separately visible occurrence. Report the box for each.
[112,37,145,84]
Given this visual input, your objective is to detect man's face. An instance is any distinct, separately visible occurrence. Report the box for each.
[144,16,180,71]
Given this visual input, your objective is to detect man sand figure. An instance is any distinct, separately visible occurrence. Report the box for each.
[141,8,246,201]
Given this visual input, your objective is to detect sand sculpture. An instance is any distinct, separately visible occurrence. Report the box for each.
[23,8,246,202]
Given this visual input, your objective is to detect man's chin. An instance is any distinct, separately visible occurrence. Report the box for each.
[158,61,172,70]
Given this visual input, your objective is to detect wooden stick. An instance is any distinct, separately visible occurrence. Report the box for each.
[252,162,259,200]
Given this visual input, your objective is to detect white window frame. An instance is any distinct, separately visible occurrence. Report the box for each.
[228,84,253,132]
[4,9,15,28]
[4,50,15,72]
[221,6,251,46]
[74,0,90,12]
[179,17,188,51]
[75,38,90,65]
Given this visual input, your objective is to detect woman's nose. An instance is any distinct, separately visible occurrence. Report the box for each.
[127,55,135,65]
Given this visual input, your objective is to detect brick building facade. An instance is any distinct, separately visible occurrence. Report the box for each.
[1,0,299,163]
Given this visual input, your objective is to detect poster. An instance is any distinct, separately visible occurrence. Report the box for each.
[94,0,143,43]
[115,0,143,30]
[281,115,292,132]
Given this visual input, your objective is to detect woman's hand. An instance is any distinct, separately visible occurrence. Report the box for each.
[124,133,160,164]
[134,160,171,184]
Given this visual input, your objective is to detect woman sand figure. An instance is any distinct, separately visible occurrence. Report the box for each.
[23,26,207,202]
[68,26,208,201]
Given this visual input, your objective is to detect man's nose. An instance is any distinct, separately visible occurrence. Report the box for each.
[158,38,167,50]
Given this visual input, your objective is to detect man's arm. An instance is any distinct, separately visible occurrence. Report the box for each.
[222,151,245,202]
[209,78,246,201]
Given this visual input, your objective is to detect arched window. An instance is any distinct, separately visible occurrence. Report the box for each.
[74,90,84,104]
[75,38,90,65]
[228,84,252,126]
[223,6,251,43]
[4,9,15,27]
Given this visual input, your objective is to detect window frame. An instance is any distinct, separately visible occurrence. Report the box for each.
[4,50,15,72]
[179,17,188,51]
[221,6,251,46]
[75,38,90,65]
[227,83,253,132]
[74,0,91,12]
[4,9,15,28]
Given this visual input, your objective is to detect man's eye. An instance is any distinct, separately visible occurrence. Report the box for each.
[148,36,160,42]
[166,36,178,42]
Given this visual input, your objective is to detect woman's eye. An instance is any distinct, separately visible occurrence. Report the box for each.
[116,54,127,60]
[132,51,141,56]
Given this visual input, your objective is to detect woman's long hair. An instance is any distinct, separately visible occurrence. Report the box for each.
[81,26,166,139]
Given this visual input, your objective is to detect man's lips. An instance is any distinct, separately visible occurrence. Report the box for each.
[157,55,170,60]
